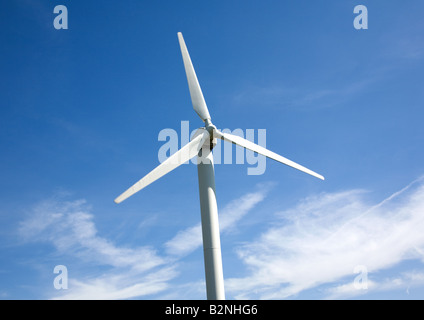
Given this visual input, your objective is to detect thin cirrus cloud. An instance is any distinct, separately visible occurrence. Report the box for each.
[231,77,378,112]
[16,177,424,299]
[18,198,175,299]
[53,266,178,300]
[324,271,424,300]
[164,185,270,257]
[17,184,270,299]
[18,199,165,273]
[225,176,424,299]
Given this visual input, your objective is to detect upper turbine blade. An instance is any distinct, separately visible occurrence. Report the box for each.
[214,130,325,180]
[178,32,211,122]
[114,129,210,204]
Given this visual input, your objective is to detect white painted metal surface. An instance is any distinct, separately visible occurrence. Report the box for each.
[114,129,209,204]
[177,32,211,122]
[214,129,325,181]
[197,144,225,300]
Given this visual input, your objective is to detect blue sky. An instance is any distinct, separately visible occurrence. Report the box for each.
[1,0,424,299]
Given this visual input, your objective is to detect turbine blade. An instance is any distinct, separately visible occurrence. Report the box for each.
[115,129,210,204]
[177,32,211,122]
[214,130,325,180]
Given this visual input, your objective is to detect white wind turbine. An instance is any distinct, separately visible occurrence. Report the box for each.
[114,32,324,300]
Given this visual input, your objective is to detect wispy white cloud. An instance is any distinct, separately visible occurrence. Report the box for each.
[231,77,377,111]
[19,199,164,272]
[19,177,424,300]
[226,177,424,299]
[18,184,269,299]
[54,267,178,300]
[164,185,270,257]
[18,198,172,299]
[324,270,424,300]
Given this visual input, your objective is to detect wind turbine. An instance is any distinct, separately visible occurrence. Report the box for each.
[114,32,324,300]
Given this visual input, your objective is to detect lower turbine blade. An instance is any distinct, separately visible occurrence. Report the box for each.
[115,129,209,204]
[214,130,324,180]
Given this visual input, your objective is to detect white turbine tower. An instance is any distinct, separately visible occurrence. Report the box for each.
[114,32,324,300]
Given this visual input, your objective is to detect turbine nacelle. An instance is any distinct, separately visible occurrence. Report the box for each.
[192,127,217,154]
